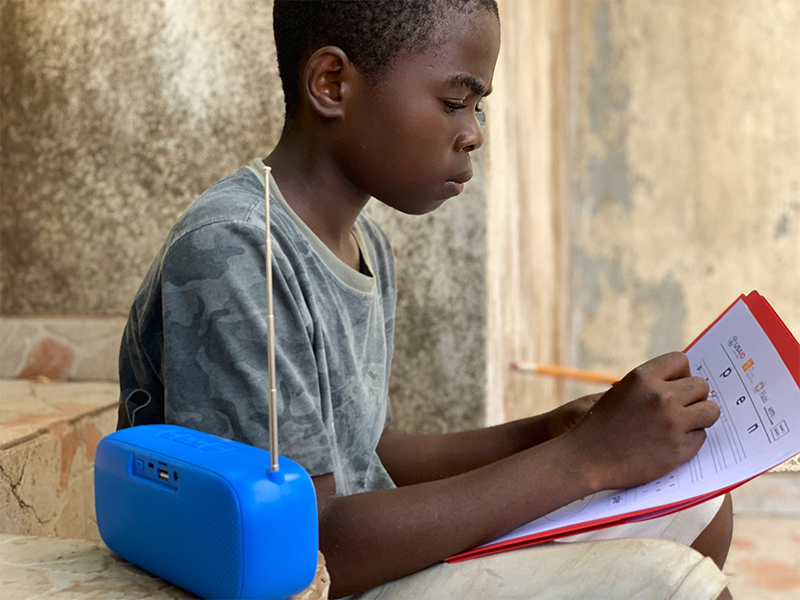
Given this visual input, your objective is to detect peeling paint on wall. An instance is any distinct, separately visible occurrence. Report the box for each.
[570,0,800,385]
[588,1,629,136]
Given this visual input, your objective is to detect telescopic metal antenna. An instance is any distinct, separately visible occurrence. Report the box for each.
[264,165,280,472]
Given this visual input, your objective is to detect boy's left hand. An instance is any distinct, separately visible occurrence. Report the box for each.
[545,392,604,439]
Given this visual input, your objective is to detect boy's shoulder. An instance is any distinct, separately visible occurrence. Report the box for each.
[152,163,395,305]
[167,166,265,246]
[166,162,393,260]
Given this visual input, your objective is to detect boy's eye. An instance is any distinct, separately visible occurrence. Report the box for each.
[476,105,486,127]
[444,101,466,113]
[443,100,487,126]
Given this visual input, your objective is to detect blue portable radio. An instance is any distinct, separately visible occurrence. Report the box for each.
[95,166,319,599]
[94,425,318,599]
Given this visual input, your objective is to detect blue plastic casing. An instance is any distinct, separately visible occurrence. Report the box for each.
[94,424,318,600]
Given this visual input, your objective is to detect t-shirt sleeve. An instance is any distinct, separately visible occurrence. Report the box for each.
[159,220,335,477]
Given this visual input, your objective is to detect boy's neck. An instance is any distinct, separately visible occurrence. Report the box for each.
[264,128,369,270]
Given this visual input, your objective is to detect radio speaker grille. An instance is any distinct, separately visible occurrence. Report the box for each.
[95,468,242,599]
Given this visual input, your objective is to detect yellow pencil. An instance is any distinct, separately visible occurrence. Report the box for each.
[510,361,620,384]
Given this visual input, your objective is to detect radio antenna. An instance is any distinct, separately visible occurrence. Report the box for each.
[264,165,280,472]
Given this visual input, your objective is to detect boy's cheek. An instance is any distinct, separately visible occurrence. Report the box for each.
[355,96,451,155]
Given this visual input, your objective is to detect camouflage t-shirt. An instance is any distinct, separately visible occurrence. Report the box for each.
[117,159,397,496]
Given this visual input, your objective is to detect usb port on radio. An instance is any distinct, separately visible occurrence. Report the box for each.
[158,469,169,481]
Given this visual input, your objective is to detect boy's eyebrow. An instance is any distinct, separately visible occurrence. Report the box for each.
[447,73,492,97]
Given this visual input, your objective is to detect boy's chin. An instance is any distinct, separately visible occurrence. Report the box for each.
[375,195,450,216]
[373,187,458,216]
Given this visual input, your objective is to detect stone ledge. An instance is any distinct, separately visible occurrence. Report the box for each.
[0,534,329,600]
[0,317,126,382]
[0,380,118,541]
[0,380,119,450]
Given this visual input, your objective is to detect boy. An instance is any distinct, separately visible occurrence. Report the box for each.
[118,1,733,598]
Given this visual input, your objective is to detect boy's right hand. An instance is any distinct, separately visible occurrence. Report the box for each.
[565,351,719,491]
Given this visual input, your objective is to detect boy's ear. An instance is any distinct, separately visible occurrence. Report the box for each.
[303,46,354,119]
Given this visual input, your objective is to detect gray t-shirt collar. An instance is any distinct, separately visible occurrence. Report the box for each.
[247,158,375,295]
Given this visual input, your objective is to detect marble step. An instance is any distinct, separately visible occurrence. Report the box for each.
[0,380,118,541]
[0,533,329,600]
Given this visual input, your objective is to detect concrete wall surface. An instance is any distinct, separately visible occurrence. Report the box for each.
[2,0,798,433]
[0,0,487,433]
[1,0,282,316]
[486,0,571,424]
[567,0,800,397]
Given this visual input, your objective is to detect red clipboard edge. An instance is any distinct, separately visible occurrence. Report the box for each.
[447,457,790,564]
[683,291,800,390]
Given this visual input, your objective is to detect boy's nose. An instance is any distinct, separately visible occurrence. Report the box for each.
[454,121,484,153]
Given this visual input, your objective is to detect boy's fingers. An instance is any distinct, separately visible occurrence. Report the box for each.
[683,399,721,432]
[638,352,692,382]
[683,428,709,455]
[674,375,711,406]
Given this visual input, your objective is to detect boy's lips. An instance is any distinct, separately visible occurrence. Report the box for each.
[449,169,473,185]
[445,181,464,196]
[445,169,473,196]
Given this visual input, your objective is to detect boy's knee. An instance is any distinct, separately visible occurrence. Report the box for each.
[590,538,727,599]
[691,494,734,570]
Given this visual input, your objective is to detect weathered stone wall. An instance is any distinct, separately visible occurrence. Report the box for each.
[484,0,799,421]
[0,0,487,434]
[567,0,800,400]
[1,0,282,315]
[4,0,797,435]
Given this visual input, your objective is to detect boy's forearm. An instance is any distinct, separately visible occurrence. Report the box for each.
[323,433,598,598]
[377,415,552,486]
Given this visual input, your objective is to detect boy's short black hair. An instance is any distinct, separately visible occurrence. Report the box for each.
[273,0,499,118]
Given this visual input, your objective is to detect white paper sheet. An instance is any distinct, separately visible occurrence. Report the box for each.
[483,298,800,548]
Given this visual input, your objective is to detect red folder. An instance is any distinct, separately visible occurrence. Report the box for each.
[688,291,799,390]
[448,291,799,563]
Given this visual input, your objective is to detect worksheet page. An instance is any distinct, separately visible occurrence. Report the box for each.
[479,298,800,550]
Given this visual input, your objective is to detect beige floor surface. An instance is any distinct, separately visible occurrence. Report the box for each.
[726,516,800,599]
